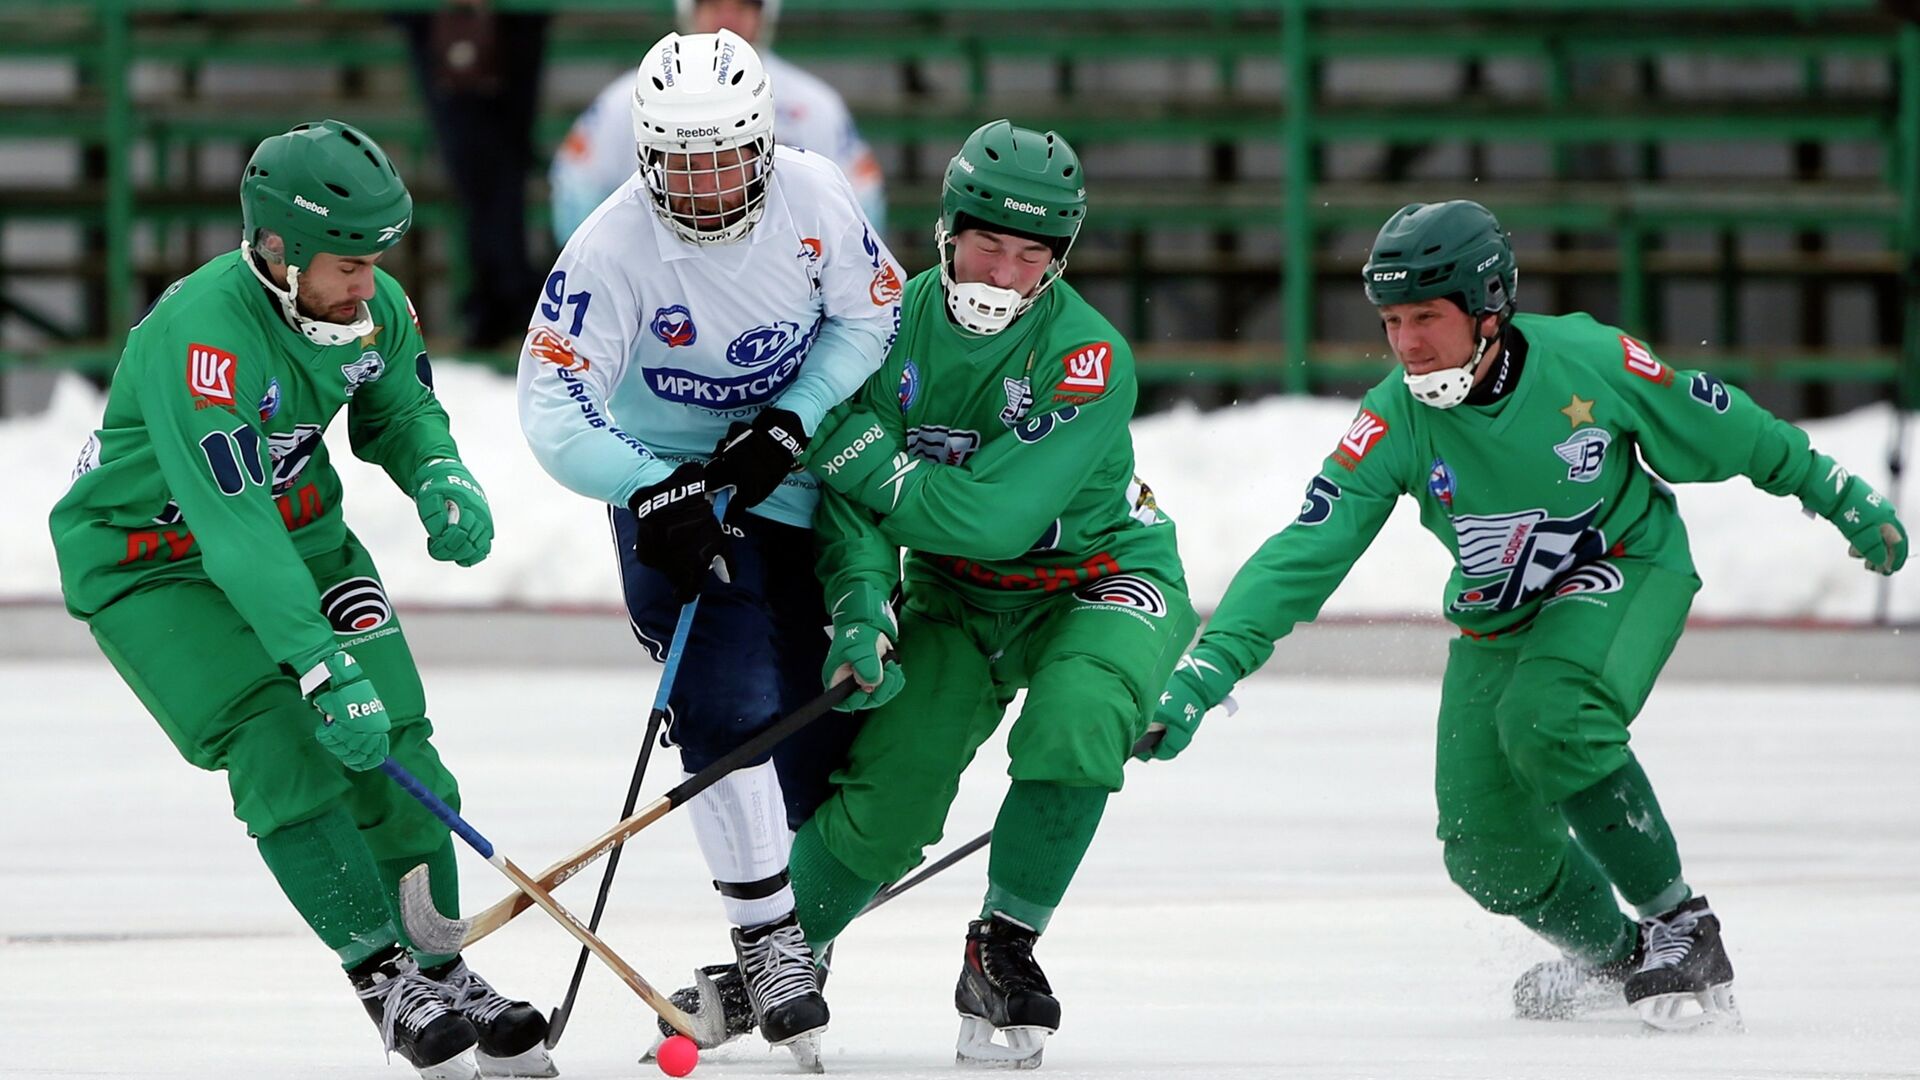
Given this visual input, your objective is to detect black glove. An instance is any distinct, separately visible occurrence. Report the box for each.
[628,463,730,604]
[704,406,809,509]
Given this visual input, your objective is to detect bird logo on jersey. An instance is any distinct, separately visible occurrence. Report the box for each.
[650,305,698,348]
[1553,428,1612,483]
[1449,501,1606,613]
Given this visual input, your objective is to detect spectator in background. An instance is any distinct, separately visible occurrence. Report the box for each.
[549,0,886,246]
[395,1,550,350]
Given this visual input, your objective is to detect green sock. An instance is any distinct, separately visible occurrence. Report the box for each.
[981,781,1108,935]
[1558,753,1688,916]
[1514,844,1637,965]
[789,817,884,953]
[377,835,461,969]
[256,805,401,969]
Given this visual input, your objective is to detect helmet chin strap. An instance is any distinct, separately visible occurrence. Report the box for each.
[242,240,373,347]
[1402,321,1501,410]
[935,221,1065,336]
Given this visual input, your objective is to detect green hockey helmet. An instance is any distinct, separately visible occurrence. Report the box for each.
[239,120,412,345]
[1362,200,1518,409]
[936,120,1086,334]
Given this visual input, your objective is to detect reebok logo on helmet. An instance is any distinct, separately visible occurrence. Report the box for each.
[954,155,976,174]
[676,125,721,140]
[1004,198,1049,216]
[294,195,331,217]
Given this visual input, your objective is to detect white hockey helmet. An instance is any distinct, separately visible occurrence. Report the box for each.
[631,29,776,246]
[674,0,781,43]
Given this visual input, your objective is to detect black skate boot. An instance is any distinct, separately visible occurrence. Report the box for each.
[954,914,1057,1069]
[422,956,555,1078]
[1513,931,1644,1020]
[733,912,830,1071]
[1623,894,1742,1031]
[350,945,481,1080]
[647,962,757,1052]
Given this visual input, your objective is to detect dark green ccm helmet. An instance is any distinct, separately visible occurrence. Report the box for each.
[937,120,1087,334]
[239,120,412,345]
[1362,200,1517,409]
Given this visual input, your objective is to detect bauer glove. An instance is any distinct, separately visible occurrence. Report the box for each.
[413,457,493,566]
[303,651,390,771]
[706,406,809,510]
[1140,648,1238,762]
[823,582,904,711]
[629,463,731,605]
[1798,452,1908,575]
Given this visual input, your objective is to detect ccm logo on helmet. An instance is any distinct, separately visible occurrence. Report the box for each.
[676,125,721,140]
[1370,269,1407,282]
[1003,198,1049,216]
[294,195,331,217]
[1476,254,1501,272]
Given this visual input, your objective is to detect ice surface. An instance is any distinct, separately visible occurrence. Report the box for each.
[3,657,1915,1079]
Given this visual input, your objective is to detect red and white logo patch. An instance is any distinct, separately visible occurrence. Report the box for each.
[1060,342,1112,394]
[1334,408,1388,470]
[186,343,237,405]
[1620,335,1671,386]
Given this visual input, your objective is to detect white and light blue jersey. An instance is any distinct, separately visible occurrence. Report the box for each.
[550,51,885,246]
[517,145,903,529]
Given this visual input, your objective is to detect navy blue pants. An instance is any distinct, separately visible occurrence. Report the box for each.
[609,504,857,828]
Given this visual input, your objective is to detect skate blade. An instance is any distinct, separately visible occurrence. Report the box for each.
[415,1049,482,1080]
[1635,984,1743,1033]
[477,1044,558,1078]
[783,1031,826,1074]
[1516,981,1627,1021]
[956,1015,1049,1069]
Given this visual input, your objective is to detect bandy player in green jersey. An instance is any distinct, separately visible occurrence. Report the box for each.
[47,121,552,1080]
[781,120,1195,1067]
[1149,200,1909,1032]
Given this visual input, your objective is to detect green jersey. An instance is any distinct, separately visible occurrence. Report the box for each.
[1199,311,1833,681]
[811,270,1184,610]
[50,250,459,675]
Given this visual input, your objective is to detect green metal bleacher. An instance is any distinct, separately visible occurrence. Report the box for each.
[0,0,1914,408]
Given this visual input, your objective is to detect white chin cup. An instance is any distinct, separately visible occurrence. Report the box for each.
[945,280,1025,335]
[244,243,372,347]
[1402,333,1495,409]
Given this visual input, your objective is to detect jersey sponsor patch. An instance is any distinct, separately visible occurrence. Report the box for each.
[650,305,697,348]
[869,262,903,306]
[906,425,982,466]
[1428,458,1455,509]
[322,576,393,633]
[257,377,281,421]
[1544,560,1625,606]
[1059,342,1112,394]
[1073,574,1167,618]
[1334,409,1388,470]
[528,327,587,371]
[1449,501,1606,613]
[1552,427,1612,483]
[898,360,920,411]
[1620,335,1672,386]
[1000,378,1034,426]
[186,343,238,406]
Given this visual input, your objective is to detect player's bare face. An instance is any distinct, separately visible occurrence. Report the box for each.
[952,229,1052,298]
[1379,299,1496,378]
[664,147,758,229]
[297,252,382,324]
[692,0,764,41]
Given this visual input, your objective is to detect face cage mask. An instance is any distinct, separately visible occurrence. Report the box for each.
[935,219,1076,336]
[242,239,374,347]
[1402,313,1504,409]
[640,134,775,247]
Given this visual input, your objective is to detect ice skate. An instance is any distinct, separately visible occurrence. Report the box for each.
[732,912,830,1070]
[954,915,1057,1069]
[422,956,555,1077]
[350,945,481,1080]
[1512,933,1643,1020]
[1624,894,1743,1032]
[643,962,757,1062]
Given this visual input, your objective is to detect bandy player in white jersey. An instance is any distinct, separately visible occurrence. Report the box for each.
[550,0,885,245]
[516,28,901,1064]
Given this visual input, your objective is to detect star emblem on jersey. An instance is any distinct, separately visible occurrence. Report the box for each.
[1560,394,1595,428]
[359,325,382,349]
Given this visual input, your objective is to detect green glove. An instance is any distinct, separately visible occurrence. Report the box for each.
[1800,452,1908,576]
[1139,648,1237,762]
[806,408,920,513]
[303,651,390,771]
[413,457,494,566]
[823,583,905,712]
